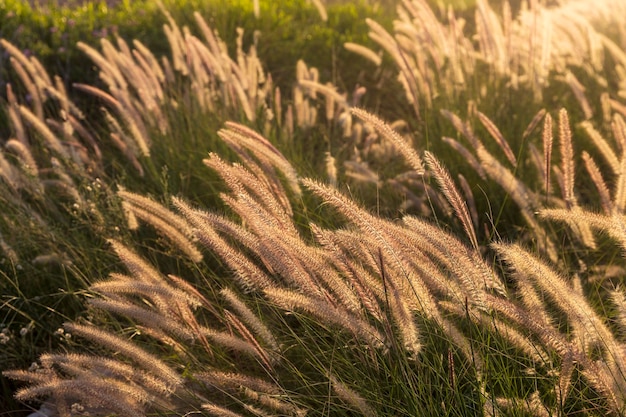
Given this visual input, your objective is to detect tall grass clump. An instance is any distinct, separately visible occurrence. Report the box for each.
[2,0,626,416]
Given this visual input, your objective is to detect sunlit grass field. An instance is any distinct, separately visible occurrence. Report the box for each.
[1,0,626,415]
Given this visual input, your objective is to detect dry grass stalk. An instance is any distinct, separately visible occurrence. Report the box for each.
[581,121,620,174]
[202,403,246,417]
[352,107,424,174]
[264,227,362,313]
[302,177,486,358]
[188,209,266,269]
[110,132,144,176]
[612,114,626,155]
[264,286,384,349]
[0,152,23,192]
[329,374,377,417]
[495,391,552,417]
[564,71,593,120]
[582,151,613,214]
[558,108,576,208]
[377,248,422,356]
[173,197,273,291]
[306,246,366,315]
[64,323,182,390]
[47,79,79,121]
[424,151,479,250]
[392,237,466,308]
[611,289,626,335]
[310,0,328,21]
[95,270,203,343]
[74,83,150,157]
[88,298,195,340]
[68,114,101,161]
[302,179,411,286]
[8,57,44,120]
[492,241,626,386]
[221,288,279,354]
[86,38,167,132]
[5,139,37,177]
[91,276,199,310]
[29,54,52,91]
[77,41,128,90]
[117,190,202,262]
[298,79,347,109]
[18,105,69,160]
[200,324,267,362]
[444,298,548,364]
[402,216,503,309]
[542,112,554,196]
[218,122,301,197]
[42,353,171,396]
[441,136,485,179]
[344,42,381,66]
[15,377,149,416]
[440,109,478,147]
[556,351,576,408]
[240,386,305,416]
[522,108,547,139]
[0,39,39,83]
[311,224,384,321]
[517,272,555,324]
[5,84,28,146]
[365,17,422,117]
[204,153,295,227]
[196,370,280,395]
[122,203,193,245]
[614,134,626,215]
[486,294,573,363]
[90,254,221,367]
[476,110,516,166]
[107,240,166,286]
[475,142,557,259]
[217,192,324,297]
[457,173,479,229]
[160,8,188,76]
[223,310,275,369]
[579,360,626,415]
[540,208,626,253]
[133,39,166,84]
[118,190,193,236]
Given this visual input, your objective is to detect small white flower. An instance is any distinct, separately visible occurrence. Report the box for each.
[20,322,34,337]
